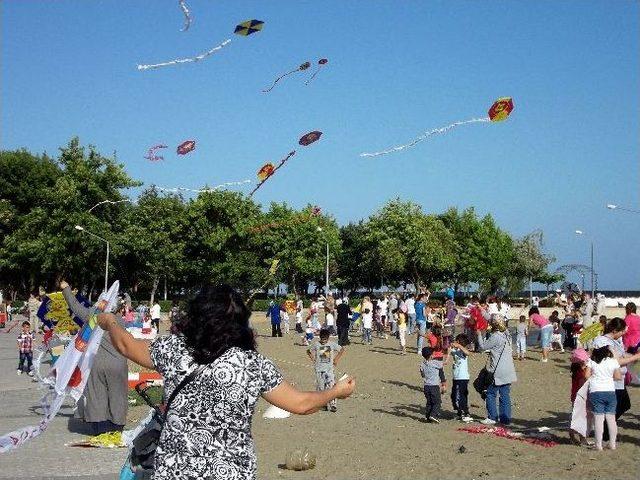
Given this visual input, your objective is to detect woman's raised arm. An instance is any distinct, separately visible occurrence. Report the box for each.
[262,377,355,415]
[97,312,154,369]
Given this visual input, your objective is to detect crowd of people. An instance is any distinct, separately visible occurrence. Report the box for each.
[4,284,640,478]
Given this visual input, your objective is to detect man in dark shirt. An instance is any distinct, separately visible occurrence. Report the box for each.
[336,299,352,346]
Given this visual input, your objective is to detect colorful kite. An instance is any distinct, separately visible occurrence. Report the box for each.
[234,19,264,36]
[360,97,515,157]
[177,140,196,155]
[178,0,192,32]
[263,61,311,93]
[488,97,514,122]
[137,39,231,71]
[257,163,276,181]
[0,282,120,453]
[299,130,323,146]
[144,144,168,161]
[156,180,251,194]
[305,58,328,85]
[249,151,296,197]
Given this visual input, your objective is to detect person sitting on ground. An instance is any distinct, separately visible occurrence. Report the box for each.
[96,284,355,479]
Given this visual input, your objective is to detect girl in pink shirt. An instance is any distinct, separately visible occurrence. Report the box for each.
[623,303,640,351]
[528,307,553,363]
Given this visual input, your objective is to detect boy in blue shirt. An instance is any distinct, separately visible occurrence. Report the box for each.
[450,334,473,422]
[266,301,284,337]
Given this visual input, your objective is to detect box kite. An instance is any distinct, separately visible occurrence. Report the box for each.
[177,140,196,155]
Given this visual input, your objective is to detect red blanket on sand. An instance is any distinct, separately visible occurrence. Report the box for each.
[458,425,557,448]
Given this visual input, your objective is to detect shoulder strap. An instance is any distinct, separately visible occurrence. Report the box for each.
[163,364,205,420]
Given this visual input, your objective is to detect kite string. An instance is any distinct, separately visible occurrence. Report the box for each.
[178,0,192,32]
[156,180,251,193]
[360,117,490,157]
[249,151,296,197]
[304,65,323,86]
[137,38,231,71]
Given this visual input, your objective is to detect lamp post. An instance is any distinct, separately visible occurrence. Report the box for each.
[317,227,329,295]
[606,204,640,214]
[75,225,109,292]
[574,230,594,298]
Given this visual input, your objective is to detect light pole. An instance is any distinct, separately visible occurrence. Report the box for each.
[574,230,594,298]
[606,204,640,214]
[75,225,110,292]
[317,227,329,295]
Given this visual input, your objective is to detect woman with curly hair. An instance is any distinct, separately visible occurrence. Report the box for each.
[97,284,355,480]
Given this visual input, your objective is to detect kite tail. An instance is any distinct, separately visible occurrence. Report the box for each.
[179,0,192,32]
[262,68,300,93]
[137,38,232,71]
[249,150,296,197]
[359,117,490,157]
[157,180,251,194]
[304,66,322,86]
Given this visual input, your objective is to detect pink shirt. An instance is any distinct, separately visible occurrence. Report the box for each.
[623,313,640,349]
[530,313,550,329]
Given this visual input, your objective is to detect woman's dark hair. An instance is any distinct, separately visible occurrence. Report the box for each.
[591,346,613,364]
[174,284,256,364]
[626,302,637,315]
[570,362,584,376]
[604,317,626,335]
[528,306,540,316]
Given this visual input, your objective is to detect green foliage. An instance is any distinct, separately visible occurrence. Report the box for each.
[1,140,557,302]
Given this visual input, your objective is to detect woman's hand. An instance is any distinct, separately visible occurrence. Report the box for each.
[333,376,356,399]
[97,312,117,330]
[59,280,69,290]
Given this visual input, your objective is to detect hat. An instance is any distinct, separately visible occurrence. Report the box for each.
[570,348,589,363]
[421,347,434,358]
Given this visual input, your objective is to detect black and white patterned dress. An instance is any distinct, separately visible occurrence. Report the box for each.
[149,335,283,480]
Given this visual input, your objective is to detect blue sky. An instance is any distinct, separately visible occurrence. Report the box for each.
[2,1,639,289]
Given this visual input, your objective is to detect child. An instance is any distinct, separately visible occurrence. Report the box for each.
[325,312,336,336]
[585,346,640,450]
[17,321,35,376]
[515,315,528,360]
[396,308,407,355]
[361,305,373,345]
[450,334,473,422]
[303,318,315,346]
[419,325,447,362]
[569,348,591,445]
[420,347,446,423]
[551,318,565,353]
[282,309,290,335]
[307,328,344,412]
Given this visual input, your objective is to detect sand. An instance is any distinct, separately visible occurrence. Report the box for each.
[248,314,640,480]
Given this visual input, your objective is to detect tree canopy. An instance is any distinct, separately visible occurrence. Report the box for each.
[0,140,558,300]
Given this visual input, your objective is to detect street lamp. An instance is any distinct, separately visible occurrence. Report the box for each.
[317,227,329,295]
[606,203,640,214]
[75,225,110,292]
[574,230,594,298]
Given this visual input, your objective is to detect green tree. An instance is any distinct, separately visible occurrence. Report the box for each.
[476,214,515,294]
[363,199,455,290]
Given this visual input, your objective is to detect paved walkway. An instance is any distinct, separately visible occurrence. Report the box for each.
[0,315,126,479]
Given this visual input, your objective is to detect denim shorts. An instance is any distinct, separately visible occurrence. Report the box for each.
[589,390,617,414]
[540,325,553,348]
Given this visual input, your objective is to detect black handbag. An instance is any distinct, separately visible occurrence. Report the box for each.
[130,365,204,472]
[473,333,508,399]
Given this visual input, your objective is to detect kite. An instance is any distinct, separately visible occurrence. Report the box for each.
[248,206,322,234]
[360,97,515,157]
[257,163,275,181]
[488,97,514,122]
[137,39,231,71]
[178,0,192,32]
[234,19,264,36]
[144,144,168,162]
[305,58,328,86]
[249,150,296,197]
[177,140,196,155]
[156,180,251,193]
[262,61,311,93]
[299,130,323,146]
[0,282,120,453]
